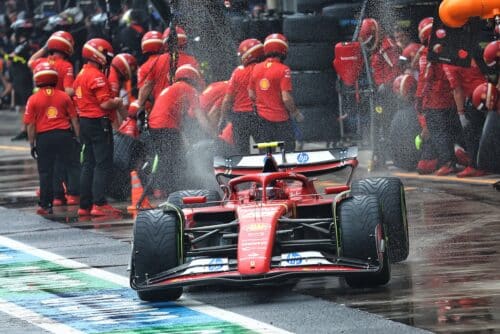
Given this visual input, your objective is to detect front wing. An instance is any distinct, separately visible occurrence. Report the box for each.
[131,249,386,291]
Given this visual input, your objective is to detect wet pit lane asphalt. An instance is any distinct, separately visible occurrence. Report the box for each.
[0,153,499,333]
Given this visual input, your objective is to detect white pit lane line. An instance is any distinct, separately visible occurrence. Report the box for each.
[0,235,291,334]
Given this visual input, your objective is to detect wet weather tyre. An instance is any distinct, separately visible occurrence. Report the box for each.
[389,106,420,171]
[132,209,184,301]
[338,195,390,288]
[351,177,409,263]
[167,189,222,209]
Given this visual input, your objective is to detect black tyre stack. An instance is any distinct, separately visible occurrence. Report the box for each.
[321,2,363,41]
[283,14,341,143]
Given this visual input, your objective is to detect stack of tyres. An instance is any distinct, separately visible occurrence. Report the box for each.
[295,0,361,14]
[249,16,283,42]
[228,14,250,44]
[322,3,362,41]
[283,14,341,143]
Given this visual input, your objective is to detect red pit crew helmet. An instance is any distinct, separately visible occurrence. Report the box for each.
[483,40,499,68]
[82,38,114,66]
[402,42,424,69]
[111,53,138,80]
[163,26,188,50]
[263,33,289,57]
[33,61,58,87]
[358,18,380,52]
[175,64,201,82]
[333,41,363,87]
[238,38,264,66]
[418,17,434,45]
[472,82,498,111]
[47,30,74,56]
[392,74,417,98]
[141,30,164,55]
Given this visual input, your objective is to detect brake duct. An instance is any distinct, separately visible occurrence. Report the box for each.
[439,0,500,28]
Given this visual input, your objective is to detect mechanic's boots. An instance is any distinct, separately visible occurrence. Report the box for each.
[91,204,122,216]
[52,197,67,206]
[435,162,458,176]
[77,208,91,216]
[36,206,53,215]
[456,166,487,178]
[417,159,438,175]
[66,195,80,205]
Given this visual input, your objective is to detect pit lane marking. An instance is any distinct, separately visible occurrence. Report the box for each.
[0,145,30,152]
[0,235,291,334]
[0,299,84,333]
[394,172,499,185]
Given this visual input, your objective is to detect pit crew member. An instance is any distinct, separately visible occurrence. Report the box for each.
[24,62,79,215]
[443,60,488,177]
[358,18,402,168]
[221,38,264,154]
[134,26,200,111]
[128,30,163,118]
[147,64,213,195]
[108,52,137,126]
[248,33,304,152]
[73,38,123,216]
[415,17,461,176]
[28,30,80,206]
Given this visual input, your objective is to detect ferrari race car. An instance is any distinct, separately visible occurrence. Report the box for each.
[130,142,409,301]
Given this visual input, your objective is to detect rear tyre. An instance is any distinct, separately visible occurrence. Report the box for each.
[351,177,409,263]
[167,189,222,209]
[338,195,390,288]
[131,209,184,301]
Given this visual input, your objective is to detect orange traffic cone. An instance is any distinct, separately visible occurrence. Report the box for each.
[127,170,152,213]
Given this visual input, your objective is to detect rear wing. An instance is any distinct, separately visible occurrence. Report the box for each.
[214,147,358,178]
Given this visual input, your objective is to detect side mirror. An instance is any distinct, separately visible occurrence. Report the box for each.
[324,185,350,195]
[182,196,207,204]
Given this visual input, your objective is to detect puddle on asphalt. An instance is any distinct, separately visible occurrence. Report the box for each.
[293,182,500,333]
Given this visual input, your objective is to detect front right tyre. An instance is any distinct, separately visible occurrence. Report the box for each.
[338,195,390,288]
[351,177,409,263]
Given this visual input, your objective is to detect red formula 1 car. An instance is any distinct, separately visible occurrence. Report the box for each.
[130,142,409,301]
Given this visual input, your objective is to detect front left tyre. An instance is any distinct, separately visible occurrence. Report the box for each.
[131,208,184,301]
